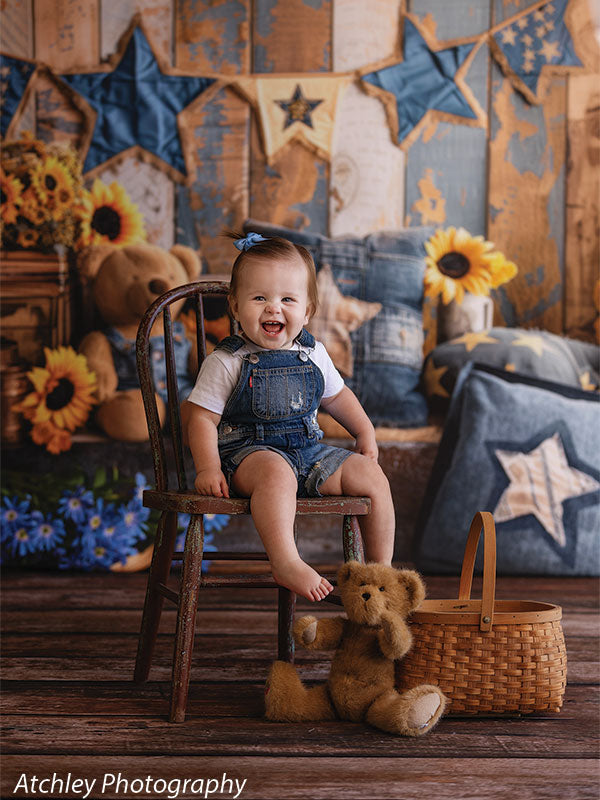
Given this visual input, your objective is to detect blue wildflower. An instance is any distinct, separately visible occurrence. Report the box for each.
[132,472,150,506]
[29,512,66,552]
[204,513,230,533]
[1,496,32,540]
[5,524,37,557]
[58,486,94,523]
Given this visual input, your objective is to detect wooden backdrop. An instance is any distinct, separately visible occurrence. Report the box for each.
[2,0,599,340]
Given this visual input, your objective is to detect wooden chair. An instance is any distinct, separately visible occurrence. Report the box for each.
[133,281,369,722]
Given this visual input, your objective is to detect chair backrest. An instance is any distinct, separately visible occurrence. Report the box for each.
[136,280,232,493]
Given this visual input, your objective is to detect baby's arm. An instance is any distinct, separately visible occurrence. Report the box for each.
[185,402,229,497]
[320,386,378,461]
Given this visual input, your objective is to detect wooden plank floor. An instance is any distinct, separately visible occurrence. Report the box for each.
[1,570,599,799]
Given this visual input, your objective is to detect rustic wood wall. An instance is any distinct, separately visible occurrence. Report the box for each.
[2,0,599,339]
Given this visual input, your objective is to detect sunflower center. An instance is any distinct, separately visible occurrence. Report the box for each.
[438,252,470,279]
[46,377,75,410]
[92,206,122,240]
[45,175,57,191]
[1,188,7,204]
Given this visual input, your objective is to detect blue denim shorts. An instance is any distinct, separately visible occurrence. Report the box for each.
[220,439,353,498]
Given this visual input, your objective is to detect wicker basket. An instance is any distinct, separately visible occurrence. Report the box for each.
[398,512,567,715]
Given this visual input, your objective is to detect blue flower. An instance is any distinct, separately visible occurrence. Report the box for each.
[58,486,94,523]
[29,512,66,552]
[5,524,37,557]
[204,513,230,533]
[132,472,150,506]
[1,496,32,539]
[118,501,149,542]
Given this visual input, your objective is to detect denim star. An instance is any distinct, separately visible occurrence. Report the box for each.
[276,84,323,130]
[60,23,215,180]
[0,54,37,138]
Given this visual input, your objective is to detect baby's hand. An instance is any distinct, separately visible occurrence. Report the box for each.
[194,468,230,498]
[354,431,378,462]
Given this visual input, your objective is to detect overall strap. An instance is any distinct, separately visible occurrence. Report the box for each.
[296,328,316,348]
[215,334,246,354]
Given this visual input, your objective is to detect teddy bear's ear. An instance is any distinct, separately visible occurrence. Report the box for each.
[76,245,116,281]
[398,569,426,611]
[170,244,202,281]
[337,560,360,585]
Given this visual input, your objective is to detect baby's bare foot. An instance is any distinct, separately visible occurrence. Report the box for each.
[272,558,333,602]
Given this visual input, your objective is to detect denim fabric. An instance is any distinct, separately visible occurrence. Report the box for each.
[414,364,600,576]
[243,220,433,426]
[215,332,352,497]
[105,322,193,405]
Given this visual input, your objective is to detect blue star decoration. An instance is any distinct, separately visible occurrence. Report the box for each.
[486,422,600,568]
[276,84,323,130]
[490,0,582,105]
[0,54,37,138]
[59,22,215,182]
[360,17,485,149]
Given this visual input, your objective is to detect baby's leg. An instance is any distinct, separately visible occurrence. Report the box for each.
[231,450,333,601]
[319,454,395,564]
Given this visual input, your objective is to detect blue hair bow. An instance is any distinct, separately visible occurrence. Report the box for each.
[234,232,268,251]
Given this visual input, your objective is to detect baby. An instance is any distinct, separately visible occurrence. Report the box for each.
[184,231,395,601]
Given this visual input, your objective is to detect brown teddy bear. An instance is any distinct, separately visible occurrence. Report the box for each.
[78,242,201,441]
[265,561,446,736]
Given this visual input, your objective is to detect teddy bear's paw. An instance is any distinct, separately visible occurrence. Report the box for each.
[292,615,318,646]
[403,685,447,736]
[264,660,336,722]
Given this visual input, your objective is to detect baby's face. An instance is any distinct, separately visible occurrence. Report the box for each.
[229,257,312,350]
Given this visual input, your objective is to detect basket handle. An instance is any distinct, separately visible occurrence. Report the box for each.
[457,511,497,632]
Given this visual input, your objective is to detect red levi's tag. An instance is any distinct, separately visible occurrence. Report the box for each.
[249,375,253,388]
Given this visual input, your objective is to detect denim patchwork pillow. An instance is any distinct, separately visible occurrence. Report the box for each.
[414,363,600,576]
[423,327,600,412]
[243,220,433,426]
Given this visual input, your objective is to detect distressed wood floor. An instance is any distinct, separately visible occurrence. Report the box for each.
[1,570,598,799]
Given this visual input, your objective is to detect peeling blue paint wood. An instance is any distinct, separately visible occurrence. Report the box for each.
[176,0,249,74]
[404,0,490,237]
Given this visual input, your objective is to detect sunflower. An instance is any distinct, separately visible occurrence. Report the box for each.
[77,179,146,249]
[13,347,97,438]
[1,168,24,224]
[487,250,518,289]
[424,227,495,305]
[31,421,72,455]
[30,155,76,219]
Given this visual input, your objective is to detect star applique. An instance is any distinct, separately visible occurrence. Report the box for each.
[359,16,486,149]
[511,332,551,357]
[276,84,323,130]
[579,371,598,392]
[59,18,215,183]
[0,54,37,138]
[423,357,449,398]
[488,426,600,565]
[307,264,382,378]
[451,330,499,353]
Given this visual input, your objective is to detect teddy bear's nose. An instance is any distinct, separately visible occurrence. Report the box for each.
[149,279,169,296]
[362,592,371,600]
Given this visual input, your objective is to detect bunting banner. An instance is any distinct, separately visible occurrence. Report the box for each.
[489,0,583,104]
[0,54,37,139]
[358,14,487,150]
[58,14,219,184]
[235,75,352,163]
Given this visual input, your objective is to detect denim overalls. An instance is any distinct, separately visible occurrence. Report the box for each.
[215,329,352,497]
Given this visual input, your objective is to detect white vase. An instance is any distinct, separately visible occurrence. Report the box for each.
[437,293,494,343]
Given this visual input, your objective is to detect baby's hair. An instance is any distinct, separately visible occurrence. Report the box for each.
[223,230,319,317]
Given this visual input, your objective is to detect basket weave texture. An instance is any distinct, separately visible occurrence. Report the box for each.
[398,512,567,715]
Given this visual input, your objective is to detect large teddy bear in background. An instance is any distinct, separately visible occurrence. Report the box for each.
[78,243,201,442]
[265,561,446,737]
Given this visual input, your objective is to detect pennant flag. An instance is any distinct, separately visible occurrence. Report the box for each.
[0,54,37,139]
[490,0,583,104]
[59,17,217,183]
[359,16,486,150]
[235,75,351,163]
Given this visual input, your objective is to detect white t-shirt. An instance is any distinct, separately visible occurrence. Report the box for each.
[187,336,345,416]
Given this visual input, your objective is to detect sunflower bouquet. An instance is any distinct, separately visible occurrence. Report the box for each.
[424,226,518,305]
[12,345,97,454]
[1,133,146,252]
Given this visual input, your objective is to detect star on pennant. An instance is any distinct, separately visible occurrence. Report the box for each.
[359,16,486,150]
[490,0,582,105]
[0,54,37,138]
[59,19,216,183]
[451,330,498,353]
[276,84,323,130]
[307,264,382,377]
[491,431,600,557]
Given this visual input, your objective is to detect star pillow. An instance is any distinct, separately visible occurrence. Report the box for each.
[307,264,381,378]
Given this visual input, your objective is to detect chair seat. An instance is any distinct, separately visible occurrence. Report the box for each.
[143,489,371,516]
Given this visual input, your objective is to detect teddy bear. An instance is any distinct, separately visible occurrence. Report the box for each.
[77,242,202,442]
[265,561,446,737]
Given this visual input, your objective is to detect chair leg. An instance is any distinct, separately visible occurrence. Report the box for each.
[170,514,204,723]
[134,511,178,683]
[278,588,296,662]
[343,514,365,563]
